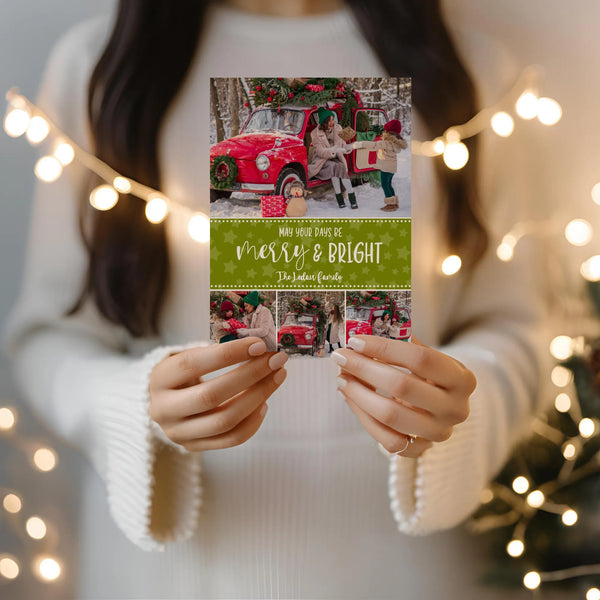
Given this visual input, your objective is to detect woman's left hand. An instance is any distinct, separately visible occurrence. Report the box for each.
[332,335,476,458]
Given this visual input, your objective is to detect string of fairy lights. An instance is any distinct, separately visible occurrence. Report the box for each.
[0,407,62,585]
[469,351,600,597]
[3,70,600,596]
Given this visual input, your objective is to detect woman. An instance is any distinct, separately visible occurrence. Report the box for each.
[3,1,546,598]
[326,303,343,352]
[236,291,277,351]
[372,310,391,337]
[308,107,358,208]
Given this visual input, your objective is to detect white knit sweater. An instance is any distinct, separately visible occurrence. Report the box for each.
[3,4,547,599]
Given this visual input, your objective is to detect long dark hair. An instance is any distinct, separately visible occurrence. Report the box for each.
[72,0,486,337]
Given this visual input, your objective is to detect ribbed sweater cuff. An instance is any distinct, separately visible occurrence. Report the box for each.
[388,345,504,535]
[87,345,203,552]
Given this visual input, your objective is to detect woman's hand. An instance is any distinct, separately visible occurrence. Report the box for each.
[332,335,476,458]
[149,337,287,451]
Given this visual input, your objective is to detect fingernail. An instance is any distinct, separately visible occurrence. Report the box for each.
[336,389,347,402]
[249,341,266,356]
[273,368,287,385]
[336,376,346,389]
[268,351,288,370]
[347,337,365,352]
[260,404,268,417]
[331,351,346,366]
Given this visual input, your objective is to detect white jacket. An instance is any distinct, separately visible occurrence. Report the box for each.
[2,6,549,599]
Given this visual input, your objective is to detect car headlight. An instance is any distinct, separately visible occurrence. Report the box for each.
[348,330,356,336]
[256,155,270,171]
[305,332,312,340]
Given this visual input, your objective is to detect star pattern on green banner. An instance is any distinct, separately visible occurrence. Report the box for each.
[210,218,411,290]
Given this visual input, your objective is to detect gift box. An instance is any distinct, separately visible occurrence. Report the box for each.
[227,318,246,330]
[261,195,287,218]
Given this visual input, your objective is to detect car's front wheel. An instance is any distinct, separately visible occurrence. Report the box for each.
[275,167,305,198]
[210,189,232,203]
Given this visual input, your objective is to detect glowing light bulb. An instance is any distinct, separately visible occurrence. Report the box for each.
[432,138,445,154]
[512,476,530,494]
[561,509,578,526]
[441,255,462,276]
[54,142,74,166]
[480,488,494,504]
[562,442,576,460]
[526,490,545,508]
[516,92,538,120]
[506,539,525,557]
[0,407,16,430]
[33,448,57,472]
[581,256,600,282]
[587,587,600,600]
[34,156,62,183]
[443,141,469,170]
[497,242,514,262]
[4,108,30,137]
[188,213,210,243]
[113,176,132,193]
[550,335,573,360]
[579,418,596,438]
[2,494,22,514]
[565,219,592,246]
[89,185,119,211]
[523,571,541,590]
[35,557,61,581]
[145,195,168,224]
[592,183,600,206]
[554,393,571,413]
[551,365,572,387]
[491,112,514,137]
[26,516,47,540]
[537,97,562,125]
[0,555,20,580]
[26,116,50,144]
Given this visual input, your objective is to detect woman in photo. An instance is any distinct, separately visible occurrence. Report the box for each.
[236,291,277,351]
[325,303,344,352]
[372,310,391,337]
[2,0,550,598]
[308,107,357,209]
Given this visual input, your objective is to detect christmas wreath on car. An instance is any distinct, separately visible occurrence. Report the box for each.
[210,155,238,189]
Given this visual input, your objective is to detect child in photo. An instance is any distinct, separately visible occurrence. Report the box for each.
[353,119,407,212]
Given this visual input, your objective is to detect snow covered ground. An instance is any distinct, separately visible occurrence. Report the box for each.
[210,143,411,219]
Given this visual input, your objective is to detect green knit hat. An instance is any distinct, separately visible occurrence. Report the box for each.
[382,310,391,318]
[244,291,260,307]
[317,106,335,125]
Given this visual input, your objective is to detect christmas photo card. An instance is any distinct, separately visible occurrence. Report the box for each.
[209,77,411,358]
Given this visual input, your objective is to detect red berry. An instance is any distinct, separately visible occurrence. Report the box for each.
[256,85,262,91]
[301,96,305,100]
[288,92,294,98]
[244,102,249,107]
[267,98,272,102]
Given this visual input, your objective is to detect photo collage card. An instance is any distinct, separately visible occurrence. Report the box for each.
[209,77,411,358]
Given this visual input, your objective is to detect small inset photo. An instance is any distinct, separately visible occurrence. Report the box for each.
[210,290,277,351]
[346,290,411,345]
[276,292,345,358]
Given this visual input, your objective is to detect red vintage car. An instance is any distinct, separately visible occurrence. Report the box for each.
[346,304,412,344]
[210,101,390,201]
[278,312,322,356]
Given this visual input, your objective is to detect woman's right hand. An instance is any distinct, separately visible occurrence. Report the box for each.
[149,337,287,451]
